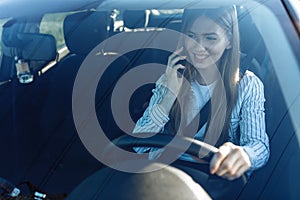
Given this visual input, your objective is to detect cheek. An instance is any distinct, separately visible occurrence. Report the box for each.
[184,39,193,51]
[208,43,227,57]
[184,40,194,58]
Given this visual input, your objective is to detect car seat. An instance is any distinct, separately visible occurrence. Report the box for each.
[0,18,57,187]
[32,10,130,194]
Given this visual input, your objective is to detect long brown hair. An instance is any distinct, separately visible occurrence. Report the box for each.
[165,6,241,147]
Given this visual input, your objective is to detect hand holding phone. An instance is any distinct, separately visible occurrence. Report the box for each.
[177,68,185,78]
[176,59,188,78]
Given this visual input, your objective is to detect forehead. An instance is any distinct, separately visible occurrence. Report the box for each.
[188,16,226,35]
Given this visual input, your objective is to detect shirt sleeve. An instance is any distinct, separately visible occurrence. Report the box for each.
[132,75,170,158]
[133,74,170,134]
[238,72,270,172]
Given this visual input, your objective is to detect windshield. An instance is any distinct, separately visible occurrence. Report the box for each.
[1,0,300,199]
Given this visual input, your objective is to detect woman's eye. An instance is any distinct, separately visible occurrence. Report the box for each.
[205,36,218,41]
[187,33,196,39]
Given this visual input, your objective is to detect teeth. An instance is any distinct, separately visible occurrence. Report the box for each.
[195,54,208,59]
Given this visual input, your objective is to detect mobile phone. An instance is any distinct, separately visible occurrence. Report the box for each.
[177,68,185,77]
[177,59,187,67]
[176,59,188,77]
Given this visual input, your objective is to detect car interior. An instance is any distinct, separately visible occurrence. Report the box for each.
[0,1,299,199]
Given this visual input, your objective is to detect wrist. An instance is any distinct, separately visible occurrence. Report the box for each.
[159,91,177,115]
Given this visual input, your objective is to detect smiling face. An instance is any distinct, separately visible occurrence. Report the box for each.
[184,16,231,70]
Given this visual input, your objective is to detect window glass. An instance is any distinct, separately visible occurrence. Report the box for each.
[40,12,69,50]
[40,12,74,60]
[0,18,11,56]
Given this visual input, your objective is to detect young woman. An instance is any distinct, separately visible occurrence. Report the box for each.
[133,5,269,183]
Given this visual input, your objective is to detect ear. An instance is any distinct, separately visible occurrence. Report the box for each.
[225,39,232,49]
[226,33,232,49]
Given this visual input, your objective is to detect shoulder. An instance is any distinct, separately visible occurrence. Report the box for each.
[238,70,264,92]
[236,70,265,103]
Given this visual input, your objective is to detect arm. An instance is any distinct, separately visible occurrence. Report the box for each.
[133,48,186,159]
[132,75,170,134]
[133,47,186,134]
[132,76,173,159]
[210,72,270,180]
[238,73,270,171]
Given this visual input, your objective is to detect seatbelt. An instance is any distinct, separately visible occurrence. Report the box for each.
[183,99,211,138]
[197,99,211,133]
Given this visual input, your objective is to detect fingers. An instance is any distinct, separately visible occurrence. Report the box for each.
[229,156,247,175]
[210,142,232,174]
[163,47,187,98]
[177,68,185,78]
[166,52,186,80]
[167,47,187,69]
[169,47,184,60]
[210,142,251,180]
[223,164,249,181]
[169,55,186,67]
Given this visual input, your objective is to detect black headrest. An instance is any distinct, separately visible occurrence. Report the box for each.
[1,19,57,61]
[63,11,109,55]
[67,162,211,200]
[123,10,148,29]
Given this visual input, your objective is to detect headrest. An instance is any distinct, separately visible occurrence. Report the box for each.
[1,19,57,61]
[123,10,149,29]
[63,11,109,55]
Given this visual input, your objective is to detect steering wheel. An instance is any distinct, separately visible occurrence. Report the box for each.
[67,133,217,200]
[103,133,219,164]
[80,133,244,199]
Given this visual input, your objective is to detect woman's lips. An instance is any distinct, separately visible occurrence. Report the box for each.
[193,53,209,62]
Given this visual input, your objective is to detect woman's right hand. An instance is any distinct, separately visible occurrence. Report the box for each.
[158,47,187,115]
[165,47,186,96]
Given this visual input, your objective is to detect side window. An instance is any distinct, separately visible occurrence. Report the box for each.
[0,18,11,56]
[40,12,71,60]
[0,18,11,83]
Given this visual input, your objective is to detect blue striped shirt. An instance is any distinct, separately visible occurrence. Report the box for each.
[133,70,270,172]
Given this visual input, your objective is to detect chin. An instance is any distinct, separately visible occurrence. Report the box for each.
[193,63,211,70]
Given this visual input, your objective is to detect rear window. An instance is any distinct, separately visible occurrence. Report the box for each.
[40,13,68,49]
[40,12,75,60]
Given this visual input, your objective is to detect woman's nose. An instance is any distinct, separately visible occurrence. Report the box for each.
[193,38,207,51]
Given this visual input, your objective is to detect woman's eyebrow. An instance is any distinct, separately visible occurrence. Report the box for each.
[186,31,195,34]
[203,33,218,36]
[186,31,218,36]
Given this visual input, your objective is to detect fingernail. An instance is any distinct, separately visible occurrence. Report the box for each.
[210,166,215,174]
[176,47,183,52]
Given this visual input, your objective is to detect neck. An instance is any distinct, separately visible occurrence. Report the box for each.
[195,66,219,85]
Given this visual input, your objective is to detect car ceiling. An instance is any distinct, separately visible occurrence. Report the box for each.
[0,0,104,19]
[98,0,244,10]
